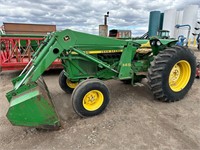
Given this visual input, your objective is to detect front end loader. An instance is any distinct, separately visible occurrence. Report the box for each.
[5,29,196,129]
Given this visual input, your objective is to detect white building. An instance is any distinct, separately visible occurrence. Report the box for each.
[163,5,199,43]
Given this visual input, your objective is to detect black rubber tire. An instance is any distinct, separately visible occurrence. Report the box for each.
[59,70,76,94]
[71,79,110,117]
[147,46,196,102]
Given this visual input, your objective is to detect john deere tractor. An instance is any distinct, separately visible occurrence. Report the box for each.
[6,29,196,129]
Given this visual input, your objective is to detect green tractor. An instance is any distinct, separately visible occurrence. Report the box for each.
[6,29,196,129]
[157,30,170,39]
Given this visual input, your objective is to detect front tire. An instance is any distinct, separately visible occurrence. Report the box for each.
[71,79,110,117]
[59,70,78,94]
[147,46,196,102]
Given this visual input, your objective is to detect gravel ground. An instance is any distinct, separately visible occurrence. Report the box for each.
[0,49,200,150]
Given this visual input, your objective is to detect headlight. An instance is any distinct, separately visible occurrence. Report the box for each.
[156,41,161,46]
[151,41,155,46]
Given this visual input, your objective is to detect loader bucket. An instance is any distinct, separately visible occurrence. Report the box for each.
[6,77,60,129]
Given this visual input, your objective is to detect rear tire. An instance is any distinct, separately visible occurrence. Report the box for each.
[59,70,78,94]
[147,46,196,102]
[71,79,110,117]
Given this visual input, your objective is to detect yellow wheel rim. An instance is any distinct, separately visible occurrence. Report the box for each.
[66,79,78,89]
[169,60,191,92]
[83,90,104,111]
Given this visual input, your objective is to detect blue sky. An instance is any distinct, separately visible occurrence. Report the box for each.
[0,0,199,36]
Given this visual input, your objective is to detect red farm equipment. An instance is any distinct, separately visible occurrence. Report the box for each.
[196,61,200,78]
[0,23,62,72]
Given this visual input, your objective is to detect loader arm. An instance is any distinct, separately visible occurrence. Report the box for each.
[12,29,130,88]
